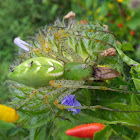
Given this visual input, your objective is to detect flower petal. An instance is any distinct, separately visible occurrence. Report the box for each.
[61,95,82,115]
[14,37,30,51]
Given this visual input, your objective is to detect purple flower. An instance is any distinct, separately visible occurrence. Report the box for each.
[14,37,30,51]
[61,95,82,115]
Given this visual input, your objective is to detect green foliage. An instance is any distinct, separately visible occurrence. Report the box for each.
[1,0,140,139]
[4,18,140,140]
[94,125,113,140]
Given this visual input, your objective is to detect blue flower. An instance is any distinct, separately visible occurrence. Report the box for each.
[14,37,30,51]
[61,95,82,115]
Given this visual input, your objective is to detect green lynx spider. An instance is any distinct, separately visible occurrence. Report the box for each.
[9,18,140,115]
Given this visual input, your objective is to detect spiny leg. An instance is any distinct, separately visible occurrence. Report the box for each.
[38,33,70,63]
[43,87,67,96]
[43,87,67,105]
[16,90,38,110]
[54,104,140,113]
[43,87,71,121]
[66,33,116,48]
[49,80,140,113]
[19,47,46,62]
[43,82,79,108]
[54,30,84,63]
[50,80,140,95]
[49,80,83,109]
[49,80,85,88]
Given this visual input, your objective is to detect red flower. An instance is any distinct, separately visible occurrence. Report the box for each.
[80,20,87,24]
[66,123,105,138]
[118,23,124,28]
[130,30,135,35]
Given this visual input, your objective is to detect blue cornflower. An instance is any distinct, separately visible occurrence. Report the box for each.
[14,37,30,51]
[61,95,82,115]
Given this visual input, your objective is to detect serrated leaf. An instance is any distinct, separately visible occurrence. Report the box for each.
[25,112,55,129]
[94,125,112,140]
[103,98,140,127]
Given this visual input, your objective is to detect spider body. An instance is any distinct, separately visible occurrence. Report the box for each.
[63,62,92,80]
[9,57,93,87]
[9,57,121,87]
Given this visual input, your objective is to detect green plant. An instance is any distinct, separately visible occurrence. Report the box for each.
[4,15,140,139]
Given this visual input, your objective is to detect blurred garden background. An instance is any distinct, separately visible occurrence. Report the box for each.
[0,0,140,139]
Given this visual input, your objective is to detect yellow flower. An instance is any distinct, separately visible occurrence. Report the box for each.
[117,0,123,3]
[0,104,19,123]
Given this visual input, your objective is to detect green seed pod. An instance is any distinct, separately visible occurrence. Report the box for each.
[9,57,64,87]
[63,62,93,80]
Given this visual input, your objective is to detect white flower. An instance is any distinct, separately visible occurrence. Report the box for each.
[14,37,30,51]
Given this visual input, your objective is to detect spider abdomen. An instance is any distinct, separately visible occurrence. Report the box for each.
[9,57,64,87]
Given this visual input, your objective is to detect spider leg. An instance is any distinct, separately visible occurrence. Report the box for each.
[16,90,38,110]
[43,87,72,121]
[54,104,140,113]
[43,86,79,108]
[43,87,67,104]
[54,30,84,63]
[48,80,83,108]
[49,80,140,113]
[49,80,140,95]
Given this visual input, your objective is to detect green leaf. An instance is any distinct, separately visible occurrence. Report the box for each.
[7,127,23,137]
[94,125,112,140]
[102,94,140,127]
[35,125,46,140]
[0,120,15,131]
[121,42,134,51]
[116,47,140,73]
[50,4,58,16]
[25,112,55,129]
[132,77,140,92]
